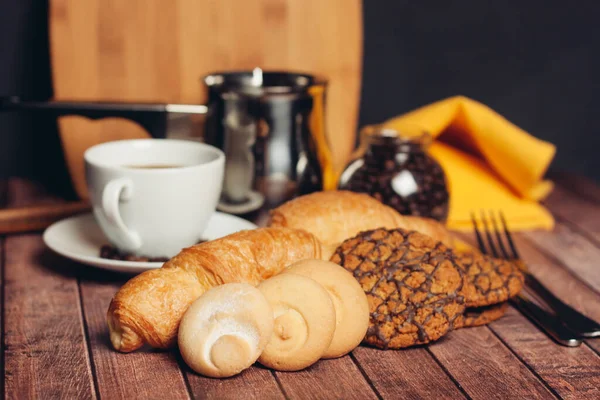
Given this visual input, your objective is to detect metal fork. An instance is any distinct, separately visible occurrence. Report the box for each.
[471,211,593,347]
[474,211,600,338]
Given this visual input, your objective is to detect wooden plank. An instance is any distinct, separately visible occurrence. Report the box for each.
[3,178,96,399]
[1,179,8,400]
[587,339,600,355]
[511,233,600,355]
[459,229,600,383]
[537,178,600,353]
[428,328,556,399]
[352,347,466,399]
[79,279,192,400]
[511,232,600,321]
[185,366,285,400]
[523,223,600,294]
[550,172,600,204]
[489,307,600,400]
[544,185,600,243]
[586,336,600,356]
[274,356,378,399]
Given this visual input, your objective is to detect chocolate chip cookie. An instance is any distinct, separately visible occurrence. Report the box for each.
[457,252,524,307]
[330,228,465,349]
[454,303,508,329]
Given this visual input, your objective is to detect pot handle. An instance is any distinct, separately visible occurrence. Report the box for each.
[0,96,207,138]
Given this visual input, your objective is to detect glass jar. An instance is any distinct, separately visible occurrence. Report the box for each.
[338,124,449,222]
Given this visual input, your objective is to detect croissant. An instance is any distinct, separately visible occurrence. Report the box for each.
[268,190,455,256]
[107,227,323,352]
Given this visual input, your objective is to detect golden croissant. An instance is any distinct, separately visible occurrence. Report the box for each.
[107,227,323,352]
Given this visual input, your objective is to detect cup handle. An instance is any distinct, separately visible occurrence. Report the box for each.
[102,177,142,250]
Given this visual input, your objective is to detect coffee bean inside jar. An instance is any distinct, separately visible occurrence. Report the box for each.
[338,125,449,222]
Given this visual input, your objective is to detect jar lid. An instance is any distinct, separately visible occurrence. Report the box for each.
[360,124,432,147]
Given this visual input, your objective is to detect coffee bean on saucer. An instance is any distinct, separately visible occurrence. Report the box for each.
[99,239,208,263]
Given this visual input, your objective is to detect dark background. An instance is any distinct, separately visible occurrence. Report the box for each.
[1,0,598,198]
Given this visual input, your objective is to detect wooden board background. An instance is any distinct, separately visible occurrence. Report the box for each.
[49,0,363,199]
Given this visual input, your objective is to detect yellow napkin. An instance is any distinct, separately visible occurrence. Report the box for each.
[382,96,556,231]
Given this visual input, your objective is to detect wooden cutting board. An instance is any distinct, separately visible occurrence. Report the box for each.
[49,0,363,199]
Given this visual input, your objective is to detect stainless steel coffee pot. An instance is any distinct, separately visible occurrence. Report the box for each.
[203,69,332,212]
[1,69,334,213]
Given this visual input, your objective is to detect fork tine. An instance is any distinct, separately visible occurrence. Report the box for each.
[490,211,510,260]
[480,210,499,258]
[471,212,488,255]
[500,212,520,259]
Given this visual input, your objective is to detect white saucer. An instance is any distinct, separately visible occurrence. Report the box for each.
[43,212,257,274]
[217,190,265,214]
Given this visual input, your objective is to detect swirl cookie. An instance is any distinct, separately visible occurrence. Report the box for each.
[331,228,465,349]
[257,274,336,371]
[178,283,274,378]
[457,252,524,307]
[455,303,509,329]
[284,259,369,358]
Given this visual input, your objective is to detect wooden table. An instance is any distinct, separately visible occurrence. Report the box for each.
[2,174,600,399]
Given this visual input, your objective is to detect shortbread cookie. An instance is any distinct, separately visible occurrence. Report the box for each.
[284,259,369,358]
[331,228,465,349]
[257,274,336,371]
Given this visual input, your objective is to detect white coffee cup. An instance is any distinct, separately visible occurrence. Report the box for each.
[84,139,225,258]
